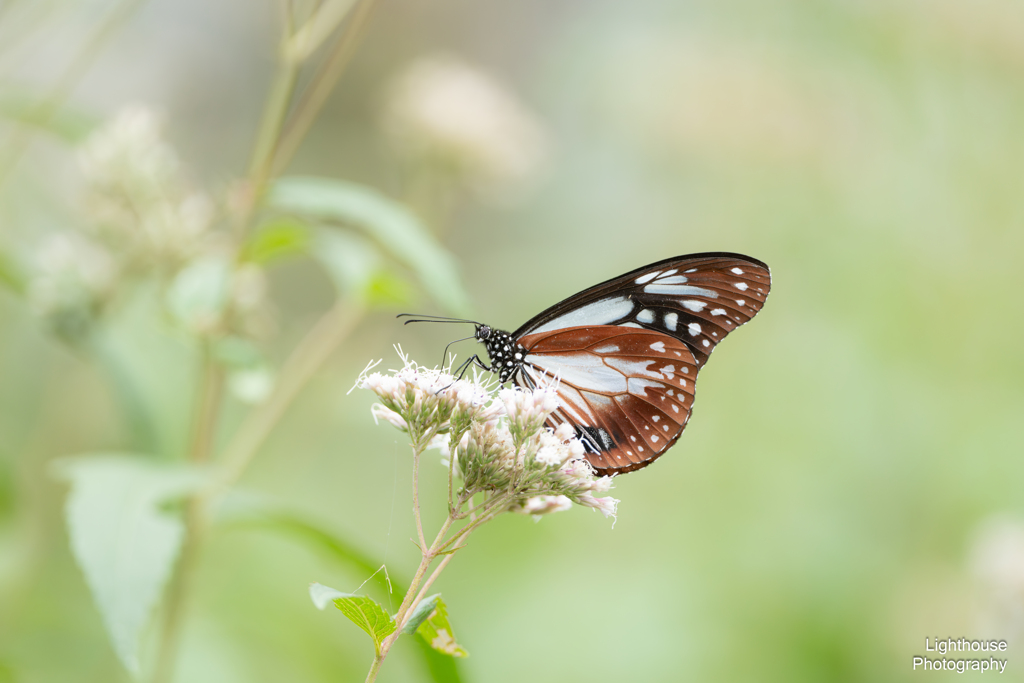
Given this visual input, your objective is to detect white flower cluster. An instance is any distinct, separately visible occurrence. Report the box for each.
[78,105,214,266]
[27,105,271,348]
[358,352,619,520]
[357,350,500,447]
[381,54,548,198]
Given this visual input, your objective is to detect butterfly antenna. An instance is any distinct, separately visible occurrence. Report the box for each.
[397,313,481,326]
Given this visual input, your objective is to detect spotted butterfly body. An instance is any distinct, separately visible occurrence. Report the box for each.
[470,252,770,475]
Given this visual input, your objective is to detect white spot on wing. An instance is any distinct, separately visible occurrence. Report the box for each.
[682,300,707,312]
[635,271,660,284]
[687,323,701,336]
[735,282,748,291]
[684,268,698,273]
[664,312,678,331]
[621,322,643,328]
[657,275,689,284]
[652,415,660,422]
[711,308,726,316]
[650,341,666,352]
[736,299,745,306]
[593,344,619,354]
[531,296,633,334]
[652,435,660,443]
[637,309,655,323]
[731,267,744,275]
[644,284,719,298]
[702,339,710,347]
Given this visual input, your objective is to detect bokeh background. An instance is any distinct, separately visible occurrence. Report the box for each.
[2,0,1024,681]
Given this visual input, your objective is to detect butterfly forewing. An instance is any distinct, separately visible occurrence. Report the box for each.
[513,253,770,367]
[514,326,698,475]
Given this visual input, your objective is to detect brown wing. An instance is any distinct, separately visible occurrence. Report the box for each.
[515,326,698,475]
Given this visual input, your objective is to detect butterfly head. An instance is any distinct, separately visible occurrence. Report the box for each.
[475,324,526,383]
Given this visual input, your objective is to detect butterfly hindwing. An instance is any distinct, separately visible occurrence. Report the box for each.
[513,253,770,367]
[514,326,698,475]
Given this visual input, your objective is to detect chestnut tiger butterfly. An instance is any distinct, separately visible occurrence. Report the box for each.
[401,253,771,475]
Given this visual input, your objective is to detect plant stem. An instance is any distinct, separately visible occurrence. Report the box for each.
[407,552,455,614]
[151,340,226,683]
[411,445,428,552]
[365,483,504,680]
[188,342,225,463]
[245,4,300,200]
[270,0,377,176]
[364,654,383,683]
[246,60,301,199]
[436,493,512,554]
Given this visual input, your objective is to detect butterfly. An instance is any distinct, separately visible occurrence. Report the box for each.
[402,253,770,475]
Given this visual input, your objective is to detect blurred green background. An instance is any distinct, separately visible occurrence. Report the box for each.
[2,0,1024,681]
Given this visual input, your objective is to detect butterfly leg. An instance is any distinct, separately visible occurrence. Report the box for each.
[452,354,490,380]
[434,354,491,394]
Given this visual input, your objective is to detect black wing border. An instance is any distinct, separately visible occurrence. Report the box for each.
[511,251,770,338]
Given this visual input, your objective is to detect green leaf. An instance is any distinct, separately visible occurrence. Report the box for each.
[313,229,382,296]
[213,495,394,597]
[87,332,160,455]
[222,501,464,682]
[311,228,414,307]
[309,583,396,656]
[403,594,442,634]
[242,219,310,266]
[415,596,468,658]
[53,456,208,676]
[413,636,465,683]
[0,89,98,143]
[269,177,471,315]
[309,581,347,610]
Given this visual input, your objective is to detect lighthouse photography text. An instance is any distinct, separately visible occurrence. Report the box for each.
[913,638,1009,674]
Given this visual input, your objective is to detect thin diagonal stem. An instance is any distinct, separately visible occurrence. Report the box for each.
[219,300,365,487]
[411,446,427,552]
[270,0,377,176]
[188,342,225,463]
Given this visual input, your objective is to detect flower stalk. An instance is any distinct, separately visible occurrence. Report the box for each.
[353,351,619,681]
